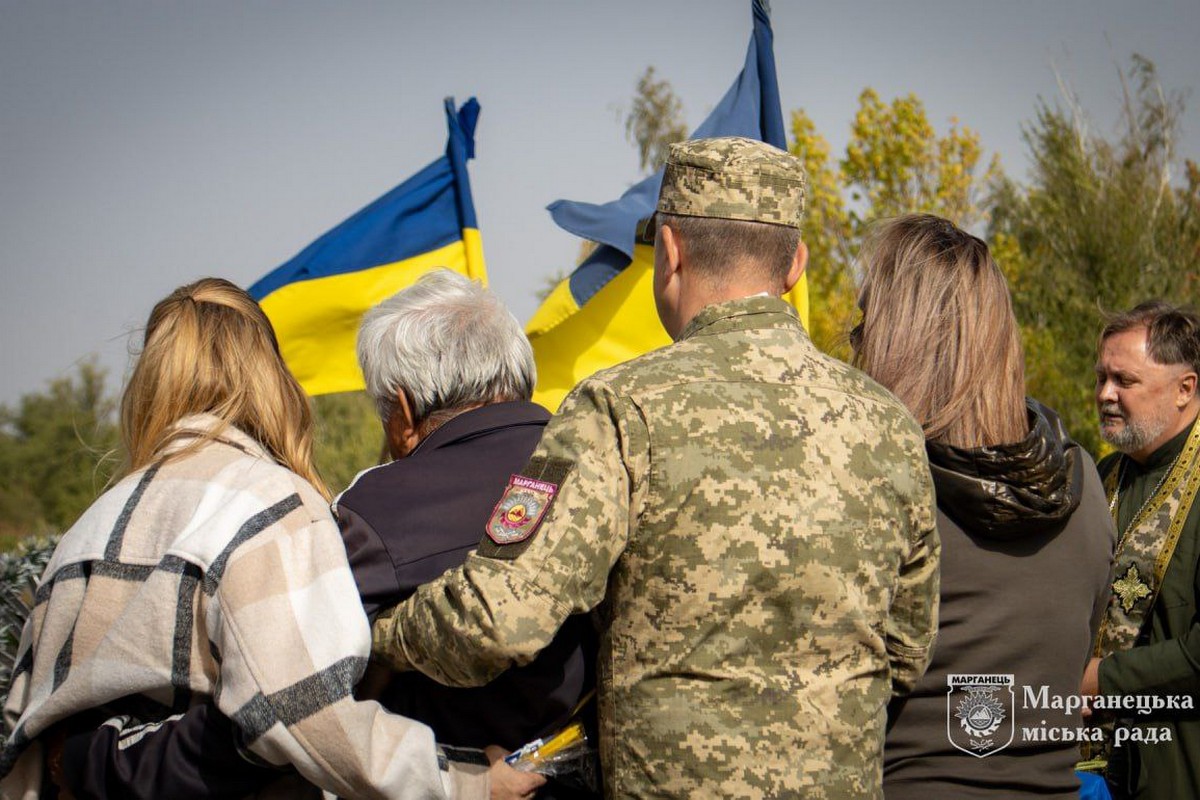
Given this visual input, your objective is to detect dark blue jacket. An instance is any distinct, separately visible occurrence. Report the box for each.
[337,400,592,749]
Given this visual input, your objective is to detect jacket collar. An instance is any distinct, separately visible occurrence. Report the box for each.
[410,400,550,457]
[925,399,1083,540]
[677,295,801,342]
[166,413,273,461]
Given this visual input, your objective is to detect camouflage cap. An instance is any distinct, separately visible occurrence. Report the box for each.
[657,136,806,228]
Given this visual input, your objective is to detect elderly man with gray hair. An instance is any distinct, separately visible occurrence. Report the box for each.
[341,271,595,774]
[356,269,542,462]
[51,270,593,800]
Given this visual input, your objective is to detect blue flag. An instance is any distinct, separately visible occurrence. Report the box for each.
[249,98,485,396]
[527,0,803,411]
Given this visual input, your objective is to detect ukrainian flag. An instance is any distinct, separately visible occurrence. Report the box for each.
[249,98,485,396]
[527,0,806,411]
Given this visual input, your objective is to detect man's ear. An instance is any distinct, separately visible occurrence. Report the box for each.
[386,390,422,459]
[783,239,808,293]
[659,223,683,279]
[1178,371,1198,408]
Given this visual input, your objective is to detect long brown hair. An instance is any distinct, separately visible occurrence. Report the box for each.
[852,214,1027,448]
[119,278,329,498]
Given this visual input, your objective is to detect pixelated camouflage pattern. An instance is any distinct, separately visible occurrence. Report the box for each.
[658,136,806,228]
[375,296,939,799]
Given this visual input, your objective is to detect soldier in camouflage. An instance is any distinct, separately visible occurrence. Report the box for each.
[373,136,940,799]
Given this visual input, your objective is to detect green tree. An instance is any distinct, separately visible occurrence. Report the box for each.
[0,366,387,545]
[789,109,853,360]
[0,362,118,547]
[625,66,689,175]
[990,55,1200,453]
[0,533,59,717]
[312,391,384,494]
[842,90,997,231]
[791,90,998,361]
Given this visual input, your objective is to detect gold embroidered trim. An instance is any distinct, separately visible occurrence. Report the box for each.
[1097,418,1200,657]
[1154,462,1200,587]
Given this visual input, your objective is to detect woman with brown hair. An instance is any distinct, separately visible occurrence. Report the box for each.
[0,279,499,798]
[853,216,1115,798]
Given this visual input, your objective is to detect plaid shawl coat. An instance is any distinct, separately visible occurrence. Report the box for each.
[1,415,486,799]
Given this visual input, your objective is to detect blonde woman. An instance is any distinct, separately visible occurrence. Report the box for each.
[0,279,507,799]
[852,216,1115,798]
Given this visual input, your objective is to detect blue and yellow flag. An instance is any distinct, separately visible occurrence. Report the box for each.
[527,0,806,411]
[249,98,485,396]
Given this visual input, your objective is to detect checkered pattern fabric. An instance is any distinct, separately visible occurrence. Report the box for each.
[1,415,485,799]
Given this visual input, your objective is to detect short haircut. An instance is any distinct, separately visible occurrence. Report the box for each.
[356,270,536,426]
[658,212,800,290]
[1101,300,1200,375]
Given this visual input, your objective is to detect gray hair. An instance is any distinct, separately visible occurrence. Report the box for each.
[1101,300,1200,375]
[357,270,536,425]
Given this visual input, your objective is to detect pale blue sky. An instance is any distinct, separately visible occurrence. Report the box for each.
[2,1,1198,405]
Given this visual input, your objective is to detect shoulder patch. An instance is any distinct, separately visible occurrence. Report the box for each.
[478,456,573,560]
[486,474,557,545]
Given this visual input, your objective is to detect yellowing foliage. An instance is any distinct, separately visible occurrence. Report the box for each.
[791,90,998,362]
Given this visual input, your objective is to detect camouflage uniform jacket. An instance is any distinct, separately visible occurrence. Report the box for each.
[375,296,940,799]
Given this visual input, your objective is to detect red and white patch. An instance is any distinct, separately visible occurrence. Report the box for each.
[486,474,558,545]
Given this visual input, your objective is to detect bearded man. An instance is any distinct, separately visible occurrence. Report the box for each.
[1084,300,1200,799]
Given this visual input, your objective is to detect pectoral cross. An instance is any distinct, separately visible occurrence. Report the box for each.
[1113,564,1152,613]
